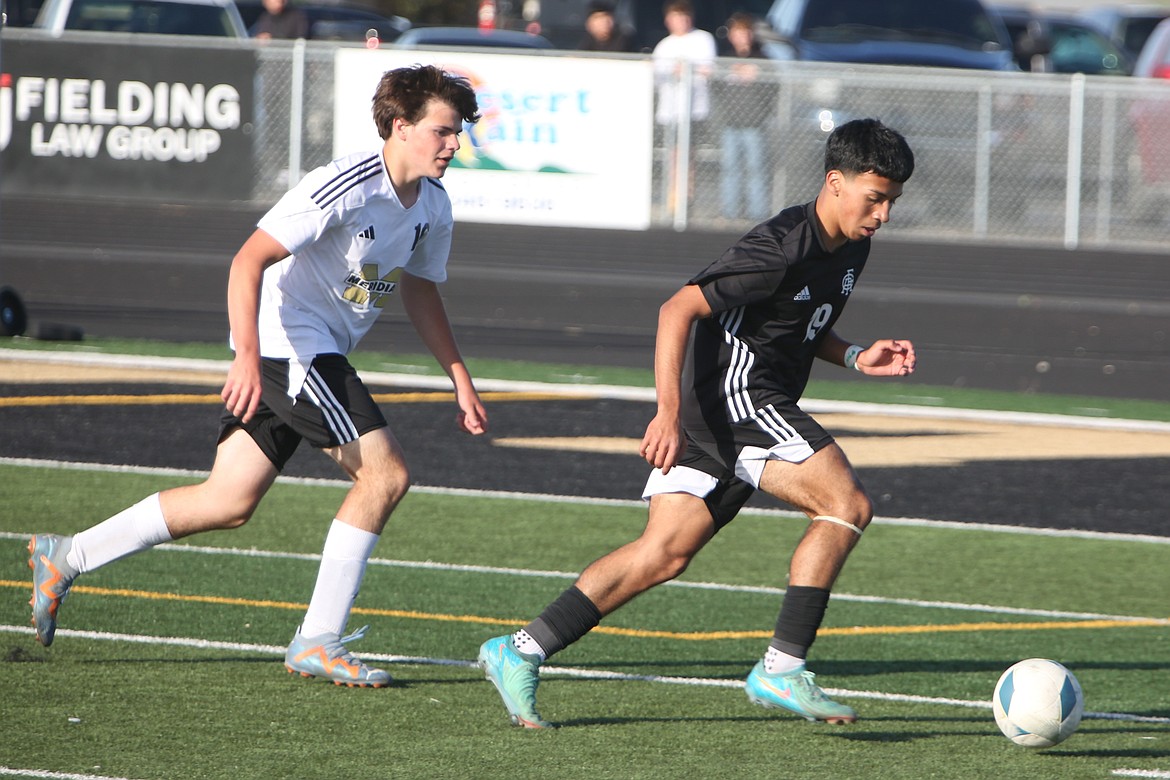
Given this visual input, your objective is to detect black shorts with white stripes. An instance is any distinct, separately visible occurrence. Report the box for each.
[685,395,835,472]
[218,354,387,470]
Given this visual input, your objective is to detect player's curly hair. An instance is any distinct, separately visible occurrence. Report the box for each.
[825,118,915,183]
[371,65,481,140]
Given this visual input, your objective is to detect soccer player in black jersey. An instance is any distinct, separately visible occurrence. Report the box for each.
[480,118,917,727]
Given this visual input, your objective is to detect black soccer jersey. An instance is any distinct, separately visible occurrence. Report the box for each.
[682,201,869,433]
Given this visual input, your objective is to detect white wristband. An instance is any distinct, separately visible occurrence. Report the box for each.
[843,344,864,371]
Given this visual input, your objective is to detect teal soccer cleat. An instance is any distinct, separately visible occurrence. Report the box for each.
[478,635,552,729]
[28,534,77,647]
[285,625,391,688]
[744,660,857,724]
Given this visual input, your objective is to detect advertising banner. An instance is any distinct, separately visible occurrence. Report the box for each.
[0,36,254,201]
[334,49,654,230]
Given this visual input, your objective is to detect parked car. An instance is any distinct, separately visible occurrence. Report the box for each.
[393,26,553,49]
[993,6,1133,75]
[235,0,409,42]
[1080,3,1170,58]
[2,0,46,25]
[1133,15,1170,78]
[33,0,247,35]
[762,0,1015,70]
[1126,18,1170,216]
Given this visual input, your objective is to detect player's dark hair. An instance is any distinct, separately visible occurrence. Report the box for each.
[824,119,915,183]
[372,65,480,140]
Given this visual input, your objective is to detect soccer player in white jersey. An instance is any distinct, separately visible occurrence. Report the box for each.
[29,65,486,687]
[480,119,917,726]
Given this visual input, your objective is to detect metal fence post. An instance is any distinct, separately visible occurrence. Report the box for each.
[974,85,992,237]
[1064,73,1085,249]
[288,38,306,188]
[672,61,693,232]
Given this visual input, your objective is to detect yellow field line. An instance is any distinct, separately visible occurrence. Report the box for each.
[1,394,222,406]
[4,580,1165,640]
[0,391,580,408]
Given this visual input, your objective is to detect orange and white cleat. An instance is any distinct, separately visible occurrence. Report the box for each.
[28,534,77,647]
[284,625,391,687]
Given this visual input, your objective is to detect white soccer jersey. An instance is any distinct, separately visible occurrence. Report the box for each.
[246,150,453,361]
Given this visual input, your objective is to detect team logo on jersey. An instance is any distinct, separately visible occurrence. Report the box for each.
[357,225,376,240]
[343,264,402,308]
[841,268,856,296]
[793,286,811,301]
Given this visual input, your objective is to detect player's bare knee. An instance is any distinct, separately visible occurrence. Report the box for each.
[219,498,264,530]
[385,466,411,503]
[829,491,873,530]
[194,489,263,531]
[643,544,696,584]
[218,514,251,530]
[850,494,874,530]
[812,493,871,536]
[360,462,411,506]
[658,552,692,583]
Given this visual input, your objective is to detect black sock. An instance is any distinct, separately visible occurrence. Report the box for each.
[770,585,831,658]
[523,586,602,659]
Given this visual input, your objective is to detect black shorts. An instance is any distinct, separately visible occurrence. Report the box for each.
[643,398,835,531]
[219,354,387,471]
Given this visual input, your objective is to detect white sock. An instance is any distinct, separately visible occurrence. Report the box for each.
[764,646,805,675]
[67,493,172,574]
[511,629,547,661]
[300,519,379,638]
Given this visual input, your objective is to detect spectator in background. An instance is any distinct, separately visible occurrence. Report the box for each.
[577,0,634,52]
[652,0,717,216]
[251,0,309,39]
[652,0,716,125]
[718,13,775,222]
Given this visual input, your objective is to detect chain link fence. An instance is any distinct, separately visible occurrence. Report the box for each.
[245,41,1170,251]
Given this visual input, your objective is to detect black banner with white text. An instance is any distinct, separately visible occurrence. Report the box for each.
[0,34,255,201]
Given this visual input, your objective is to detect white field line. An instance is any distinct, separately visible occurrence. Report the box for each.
[1114,771,1170,778]
[4,348,1170,433]
[3,456,1169,547]
[2,623,1167,725]
[2,528,1165,625]
[0,770,144,780]
[3,456,1169,625]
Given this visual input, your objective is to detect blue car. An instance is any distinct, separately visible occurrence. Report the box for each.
[763,0,1015,70]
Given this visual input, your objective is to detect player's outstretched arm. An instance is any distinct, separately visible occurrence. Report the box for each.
[399,271,488,435]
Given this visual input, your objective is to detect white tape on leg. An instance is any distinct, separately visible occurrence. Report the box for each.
[813,515,863,536]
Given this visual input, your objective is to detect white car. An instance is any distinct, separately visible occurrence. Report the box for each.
[34,0,248,36]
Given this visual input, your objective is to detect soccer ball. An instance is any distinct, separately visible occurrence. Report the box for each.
[992,658,1084,748]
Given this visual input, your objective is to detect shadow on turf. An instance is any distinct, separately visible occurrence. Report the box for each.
[560,658,1045,677]
[4,645,48,662]
[76,655,275,666]
[583,658,1170,680]
[551,714,991,731]
[1051,748,1170,759]
[553,714,804,728]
